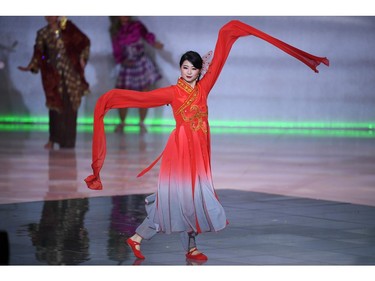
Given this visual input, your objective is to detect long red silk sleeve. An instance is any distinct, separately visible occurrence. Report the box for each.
[201,20,329,95]
[229,20,329,72]
[84,20,329,190]
[84,88,173,190]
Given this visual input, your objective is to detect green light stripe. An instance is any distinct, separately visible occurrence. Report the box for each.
[0,115,374,130]
[0,123,374,138]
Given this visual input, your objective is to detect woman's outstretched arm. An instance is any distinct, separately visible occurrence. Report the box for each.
[200,20,329,95]
[85,87,174,190]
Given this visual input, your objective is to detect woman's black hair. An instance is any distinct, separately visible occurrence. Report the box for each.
[109,16,122,38]
[179,51,203,69]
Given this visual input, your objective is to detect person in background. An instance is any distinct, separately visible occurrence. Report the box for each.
[19,16,90,149]
[85,20,329,262]
[109,16,163,133]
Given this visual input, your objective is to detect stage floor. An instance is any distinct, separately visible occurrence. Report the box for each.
[1,126,375,266]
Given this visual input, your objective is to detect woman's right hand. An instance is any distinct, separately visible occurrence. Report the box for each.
[18,65,31,72]
[121,60,135,67]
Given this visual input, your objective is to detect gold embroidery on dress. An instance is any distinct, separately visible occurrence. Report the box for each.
[176,78,208,133]
[176,79,198,115]
[181,105,208,133]
[177,78,194,93]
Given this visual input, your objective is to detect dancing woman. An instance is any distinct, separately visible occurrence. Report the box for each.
[85,20,329,261]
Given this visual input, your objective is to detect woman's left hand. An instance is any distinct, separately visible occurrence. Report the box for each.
[154,41,164,50]
[80,57,86,69]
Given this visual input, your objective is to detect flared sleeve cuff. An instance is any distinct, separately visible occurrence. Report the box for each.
[84,174,103,190]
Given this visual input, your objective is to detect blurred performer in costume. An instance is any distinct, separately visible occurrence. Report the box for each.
[109,16,163,133]
[85,20,329,261]
[19,16,90,149]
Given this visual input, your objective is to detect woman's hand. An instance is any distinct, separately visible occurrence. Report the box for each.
[121,60,135,67]
[153,41,164,50]
[80,57,86,69]
[18,65,31,72]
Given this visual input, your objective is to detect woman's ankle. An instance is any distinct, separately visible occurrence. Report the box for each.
[131,233,143,243]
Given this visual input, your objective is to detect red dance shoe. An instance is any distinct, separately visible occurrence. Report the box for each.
[185,247,208,261]
[126,238,145,259]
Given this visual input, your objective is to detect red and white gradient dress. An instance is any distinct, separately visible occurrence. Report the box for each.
[85,20,329,235]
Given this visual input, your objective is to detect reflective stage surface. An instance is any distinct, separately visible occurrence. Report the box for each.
[1,127,375,265]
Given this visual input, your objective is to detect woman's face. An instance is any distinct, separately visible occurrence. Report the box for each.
[119,16,131,25]
[45,16,59,26]
[180,60,201,85]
